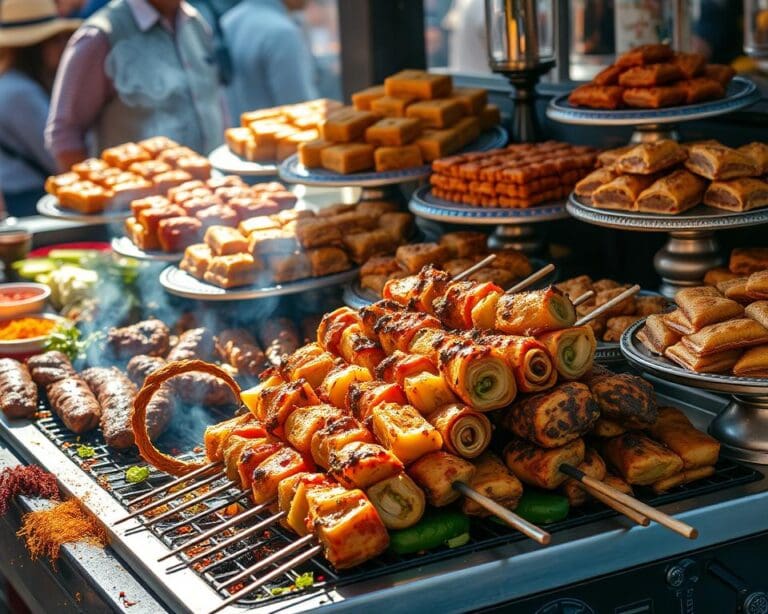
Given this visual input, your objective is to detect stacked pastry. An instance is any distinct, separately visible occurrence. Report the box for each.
[179,200,415,288]
[704,247,768,286]
[298,70,499,174]
[557,275,667,343]
[45,137,212,214]
[503,365,721,502]
[568,43,734,110]
[225,98,344,163]
[124,175,296,253]
[575,139,768,214]
[359,230,532,295]
[429,141,597,208]
[637,273,768,377]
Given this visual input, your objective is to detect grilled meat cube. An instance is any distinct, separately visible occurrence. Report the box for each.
[600,432,684,485]
[345,381,408,423]
[319,364,372,409]
[408,450,475,507]
[503,437,585,490]
[279,472,333,535]
[328,441,403,489]
[462,452,523,516]
[284,404,348,455]
[338,324,386,372]
[281,344,338,389]
[106,318,170,360]
[0,358,37,418]
[237,439,285,489]
[588,373,658,428]
[251,447,312,504]
[311,415,375,468]
[262,379,321,436]
[203,414,255,462]
[370,402,443,465]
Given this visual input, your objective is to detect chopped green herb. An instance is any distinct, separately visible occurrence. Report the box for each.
[44,324,103,362]
[446,532,470,548]
[294,572,314,589]
[269,587,290,596]
[125,466,150,483]
[76,444,95,459]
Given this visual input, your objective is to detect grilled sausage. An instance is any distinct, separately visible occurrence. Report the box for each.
[82,367,139,449]
[0,358,38,418]
[27,351,76,386]
[167,327,215,361]
[257,317,300,366]
[47,377,101,434]
[106,318,170,359]
[214,329,267,378]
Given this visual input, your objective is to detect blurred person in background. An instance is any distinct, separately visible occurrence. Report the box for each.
[46,0,226,169]
[0,0,79,216]
[424,0,452,67]
[222,0,318,119]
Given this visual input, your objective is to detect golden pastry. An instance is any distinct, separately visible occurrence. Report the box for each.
[591,175,655,211]
[635,170,706,214]
[681,318,768,355]
[685,143,758,180]
[615,140,687,175]
[704,177,768,212]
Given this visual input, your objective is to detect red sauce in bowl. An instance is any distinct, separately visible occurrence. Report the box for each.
[0,288,43,303]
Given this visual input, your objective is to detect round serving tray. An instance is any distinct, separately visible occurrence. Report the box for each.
[342,256,557,310]
[110,237,182,262]
[37,194,131,224]
[159,265,359,301]
[546,76,759,127]
[409,185,569,225]
[278,126,508,188]
[566,193,768,232]
[208,145,279,177]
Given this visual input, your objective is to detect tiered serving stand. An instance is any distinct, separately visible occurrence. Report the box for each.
[545,76,763,297]
[621,319,768,465]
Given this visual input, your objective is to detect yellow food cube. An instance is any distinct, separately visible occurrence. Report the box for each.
[453,116,481,147]
[370,95,416,118]
[352,85,386,111]
[276,129,320,162]
[371,402,443,465]
[321,143,375,174]
[414,128,463,162]
[320,107,379,142]
[479,104,502,130]
[225,127,253,157]
[374,145,423,172]
[403,372,459,414]
[384,69,453,99]
[365,117,422,146]
[298,138,332,168]
[406,99,465,129]
[450,87,488,115]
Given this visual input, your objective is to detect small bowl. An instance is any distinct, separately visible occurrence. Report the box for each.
[0,313,67,359]
[0,283,51,319]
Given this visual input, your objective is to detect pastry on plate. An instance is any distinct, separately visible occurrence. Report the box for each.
[574,168,618,202]
[664,342,741,373]
[672,52,707,79]
[615,43,674,68]
[681,318,768,355]
[591,175,655,211]
[729,248,768,275]
[737,142,768,175]
[704,267,741,286]
[568,84,625,110]
[733,346,768,377]
[678,78,725,104]
[637,313,681,354]
[615,140,687,175]
[675,286,744,329]
[622,85,686,108]
[702,64,735,87]
[745,301,768,329]
[704,177,768,212]
[635,170,706,214]
[684,143,758,180]
[618,63,684,87]
[747,270,768,299]
[716,277,752,303]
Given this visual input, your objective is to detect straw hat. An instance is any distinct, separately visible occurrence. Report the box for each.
[0,0,81,48]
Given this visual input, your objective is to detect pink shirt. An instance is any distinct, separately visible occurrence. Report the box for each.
[45,0,198,162]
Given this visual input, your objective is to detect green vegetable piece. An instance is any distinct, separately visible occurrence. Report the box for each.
[388,509,470,555]
[514,490,569,524]
[294,572,314,589]
[48,249,100,264]
[446,532,470,548]
[13,258,56,278]
[269,587,289,596]
[76,444,96,459]
[125,466,150,483]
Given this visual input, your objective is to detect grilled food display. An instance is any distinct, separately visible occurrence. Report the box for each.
[429,141,597,209]
[575,139,768,214]
[567,44,732,110]
[0,358,38,419]
[44,137,212,214]
[637,271,768,377]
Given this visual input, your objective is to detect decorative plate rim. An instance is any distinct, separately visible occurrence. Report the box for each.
[37,194,130,224]
[208,145,279,176]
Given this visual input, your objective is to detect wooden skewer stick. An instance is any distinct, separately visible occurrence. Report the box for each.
[453,254,497,281]
[572,290,595,307]
[506,263,556,294]
[574,284,641,326]
[453,481,550,545]
[579,483,649,526]
[560,464,697,539]
[122,461,221,506]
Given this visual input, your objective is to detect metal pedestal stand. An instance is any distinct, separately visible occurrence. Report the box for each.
[499,62,555,143]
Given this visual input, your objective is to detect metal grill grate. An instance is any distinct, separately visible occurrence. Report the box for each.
[34,407,763,609]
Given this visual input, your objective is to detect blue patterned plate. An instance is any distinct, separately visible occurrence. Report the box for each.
[409,185,569,224]
[208,145,279,177]
[278,126,508,187]
[547,76,759,126]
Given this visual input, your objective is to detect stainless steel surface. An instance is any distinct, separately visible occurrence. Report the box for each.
[621,319,768,464]
[567,193,768,297]
[553,0,570,82]
[111,236,182,262]
[159,265,359,301]
[485,0,554,72]
[1,385,766,613]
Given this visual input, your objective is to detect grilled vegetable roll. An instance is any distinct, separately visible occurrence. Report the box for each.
[471,291,502,329]
[500,382,600,448]
[251,447,312,504]
[403,371,460,414]
[473,333,557,393]
[261,379,321,436]
[346,381,408,423]
[284,403,348,455]
[214,328,267,379]
[462,452,523,516]
[204,414,255,462]
[434,281,504,329]
[376,350,438,388]
[588,372,658,428]
[317,307,361,355]
[503,437,585,490]
[366,472,426,529]
[329,441,404,489]
[360,302,441,354]
[495,287,576,335]
[370,402,444,465]
[600,433,684,486]
[311,416,375,468]
[537,325,596,380]
[408,450,476,506]
[238,439,285,489]
[281,343,337,388]
[560,448,607,507]
[382,266,451,313]
[651,465,715,494]
[338,324,386,373]
[240,373,284,420]
[222,434,252,483]
[319,364,373,409]
[282,473,335,536]
[427,404,492,459]
[305,486,390,569]
[647,407,720,469]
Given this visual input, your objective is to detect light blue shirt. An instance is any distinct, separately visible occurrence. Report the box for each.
[222,0,319,120]
[0,70,56,193]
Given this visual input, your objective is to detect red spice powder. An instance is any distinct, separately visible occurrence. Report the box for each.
[0,465,59,515]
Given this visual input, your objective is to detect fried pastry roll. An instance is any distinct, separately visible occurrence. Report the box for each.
[503,437,585,490]
[665,343,741,373]
[600,432,684,486]
[622,85,686,108]
[635,170,707,214]
[684,143,758,180]
[574,168,618,202]
[704,178,768,212]
[495,287,576,336]
[747,270,768,299]
[681,318,768,355]
[663,309,696,335]
[462,452,523,516]
[365,472,426,529]
[637,314,681,354]
[537,325,596,380]
[733,346,768,377]
[470,333,557,393]
[408,450,476,506]
[427,403,492,459]
[675,287,744,329]
[647,406,720,469]
[729,247,768,275]
[568,84,625,110]
[737,142,768,175]
[717,277,752,303]
[615,140,687,175]
[500,382,599,448]
[591,174,655,211]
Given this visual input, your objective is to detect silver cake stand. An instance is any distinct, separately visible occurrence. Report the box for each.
[278,126,508,202]
[567,194,768,298]
[546,76,759,143]
[621,319,768,464]
[409,185,568,253]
